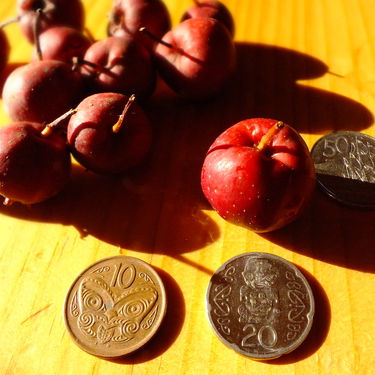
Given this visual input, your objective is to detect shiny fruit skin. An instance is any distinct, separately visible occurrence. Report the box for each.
[201,118,316,232]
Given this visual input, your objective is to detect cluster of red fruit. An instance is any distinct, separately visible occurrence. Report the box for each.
[0,0,316,233]
[0,0,235,203]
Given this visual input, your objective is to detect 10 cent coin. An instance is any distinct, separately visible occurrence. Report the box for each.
[206,252,314,360]
[64,256,167,357]
[311,131,375,208]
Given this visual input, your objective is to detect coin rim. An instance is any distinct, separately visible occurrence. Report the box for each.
[311,131,375,208]
[63,255,167,358]
[205,252,315,360]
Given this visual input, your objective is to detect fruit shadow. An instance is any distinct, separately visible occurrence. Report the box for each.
[207,43,374,272]
[261,188,375,272]
[109,267,185,364]
[182,42,373,135]
[0,158,219,254]
[265,267,331,364]
[0,42,373,260]
[144,42,374,272]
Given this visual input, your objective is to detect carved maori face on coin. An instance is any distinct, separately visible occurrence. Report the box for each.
[64,256,167,357]
[206,252,314,360]
[242,258,279,288]
[239,259,280,325]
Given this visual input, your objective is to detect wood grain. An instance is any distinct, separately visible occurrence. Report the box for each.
[1,0,375,374]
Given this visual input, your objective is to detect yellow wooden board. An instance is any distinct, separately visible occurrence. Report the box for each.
[1,0,375,374]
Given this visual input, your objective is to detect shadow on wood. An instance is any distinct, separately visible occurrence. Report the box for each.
[0,42,372,261]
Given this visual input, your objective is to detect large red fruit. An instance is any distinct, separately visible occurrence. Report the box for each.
[17,0,84,43]
[31,26,91,63]
[153,17,236,99]
[107,0,171,51]
[80,35,156,100]
[201,118,316,232]
[2,60,83,124]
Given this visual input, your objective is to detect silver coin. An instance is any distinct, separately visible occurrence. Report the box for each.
[206,252,314,360]
[311,131,375,208]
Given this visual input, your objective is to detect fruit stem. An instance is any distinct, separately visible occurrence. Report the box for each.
[139,27,175,49]
[257,121,285,151]
[41,108,77,137]
[0,16,20,29]
[139,27,201,63]
[71,56,106,73]
[112,94,136,134]
[33,8,43,60]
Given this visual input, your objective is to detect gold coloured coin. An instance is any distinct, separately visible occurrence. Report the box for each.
[64,256,167,357]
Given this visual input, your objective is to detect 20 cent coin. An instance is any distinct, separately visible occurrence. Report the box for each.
[64,256,167,357]
[206,252,314,360]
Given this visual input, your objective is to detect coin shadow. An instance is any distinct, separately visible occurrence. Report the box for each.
[265,267,331,364]
[109,267,185,364]
[261,189,375,272]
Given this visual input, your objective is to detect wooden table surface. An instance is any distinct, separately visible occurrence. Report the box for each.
[1,0,375,374]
